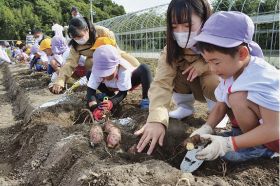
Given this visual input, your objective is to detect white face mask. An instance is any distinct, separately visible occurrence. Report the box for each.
[74,35,89,45]
[173,31,198,48]
[35,34,43,42]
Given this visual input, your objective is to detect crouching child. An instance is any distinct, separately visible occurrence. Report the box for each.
[188,11,279,162]
[87,45,152,121]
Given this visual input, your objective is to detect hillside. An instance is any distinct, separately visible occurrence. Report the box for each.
[0,0,125,40]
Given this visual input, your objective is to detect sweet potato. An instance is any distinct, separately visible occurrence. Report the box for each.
[186,142,195,151]
[104,121,121,148]
[89,125,104,147]
[182,134,201,150]
[103,121,115,132]
[106,128,121,148]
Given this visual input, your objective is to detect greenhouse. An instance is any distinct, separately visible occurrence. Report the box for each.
[97,0,279,67]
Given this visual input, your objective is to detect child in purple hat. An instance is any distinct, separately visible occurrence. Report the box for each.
[87,45,152,121]
[187,11,279,162]
[49,36,69,81]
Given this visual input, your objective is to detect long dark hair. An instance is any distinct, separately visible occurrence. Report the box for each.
[68,17,96,51]
[166,0,212,66]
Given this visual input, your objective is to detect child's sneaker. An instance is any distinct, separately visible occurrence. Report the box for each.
[270,152,279,159]
[140,98,149,109]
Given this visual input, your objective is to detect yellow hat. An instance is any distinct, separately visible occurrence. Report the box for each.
[90,37,116,50]
[16,40,22,45]
[25,48,31,55]
[39,38,51,51]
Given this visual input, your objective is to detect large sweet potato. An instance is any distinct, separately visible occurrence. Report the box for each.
[104,121,121,148]
[89,125,104,147]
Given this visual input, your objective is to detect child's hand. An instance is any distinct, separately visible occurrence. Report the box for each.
[42,62,48,69]
[88,100,98,111]
[190,123,214,137]
[196,135,235,160]
[99,100,113,111]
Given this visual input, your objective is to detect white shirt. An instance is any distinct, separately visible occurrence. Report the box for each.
[215,56,280,111]
[214,77,234,108]
[0,47,11,63]
[88,66,133,91]
[53,54,64,66]
[52,48,70,66]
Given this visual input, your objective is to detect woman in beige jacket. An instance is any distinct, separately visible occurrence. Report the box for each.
[135,0,229,155]
[50,17,139,94]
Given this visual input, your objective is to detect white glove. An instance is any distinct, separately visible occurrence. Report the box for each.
[196,134,235,160]
[190,123,214,137]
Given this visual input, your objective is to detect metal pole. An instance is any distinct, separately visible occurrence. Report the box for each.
[90,0,93,24]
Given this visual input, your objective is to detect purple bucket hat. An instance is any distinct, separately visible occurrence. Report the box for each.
[51,36,67,55]
[194,11,264,58]
[92,45,121,77]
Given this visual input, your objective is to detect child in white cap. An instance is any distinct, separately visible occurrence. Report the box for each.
[49,36,69,81]
[189,11,279,161]
[87,45,152,121]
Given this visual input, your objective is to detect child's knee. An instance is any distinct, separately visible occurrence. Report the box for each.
[50,59,58,67]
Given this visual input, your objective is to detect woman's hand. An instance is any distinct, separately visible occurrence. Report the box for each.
[182,65,198,82]
[49,84,64,94]
[134,122,166,155]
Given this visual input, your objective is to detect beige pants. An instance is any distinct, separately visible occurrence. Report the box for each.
[173,69,236,122]
[173,70,219,102]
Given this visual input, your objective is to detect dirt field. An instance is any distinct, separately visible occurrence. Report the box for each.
[0,59,278,186]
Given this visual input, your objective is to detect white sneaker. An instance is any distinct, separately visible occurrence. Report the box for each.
[169,107,193,120]
[169,93,194,120]
[271,152,279,159]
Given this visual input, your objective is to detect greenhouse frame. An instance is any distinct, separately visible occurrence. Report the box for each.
[97,0,279,67]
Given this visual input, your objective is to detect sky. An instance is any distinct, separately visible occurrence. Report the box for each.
[112,0,172,13]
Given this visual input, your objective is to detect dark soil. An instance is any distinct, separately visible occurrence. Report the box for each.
[0,60,278,186]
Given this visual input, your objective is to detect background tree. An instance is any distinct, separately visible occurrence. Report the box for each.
[0,0,125,40]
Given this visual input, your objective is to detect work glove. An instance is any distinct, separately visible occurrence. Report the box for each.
[70,81,80,91]
[92,108,105,121]
[70,76,88,91]
[99,100,113,111]
[190,123,214,137]
[196,134,236,160]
